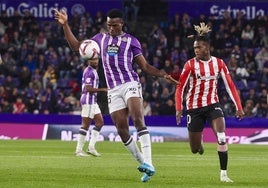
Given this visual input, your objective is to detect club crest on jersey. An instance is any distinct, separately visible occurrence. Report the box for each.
[107,44,120,56]
[122,37,128,42]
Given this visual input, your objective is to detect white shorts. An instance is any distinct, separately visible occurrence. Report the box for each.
[108,81,142,113]
[81,104,101,119]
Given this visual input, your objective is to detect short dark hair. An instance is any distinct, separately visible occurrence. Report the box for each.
[195,35,210,44]
[106,9,123,19]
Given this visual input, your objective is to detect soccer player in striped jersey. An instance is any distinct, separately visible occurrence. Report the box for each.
[54,8,176,182]
[75,57,107,157]
[175,23,245,183]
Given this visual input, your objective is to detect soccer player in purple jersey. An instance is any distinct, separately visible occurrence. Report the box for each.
[54,8,176,182]
[75,57,107,157]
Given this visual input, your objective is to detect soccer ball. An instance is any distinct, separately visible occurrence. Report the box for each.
[79,39,100,59]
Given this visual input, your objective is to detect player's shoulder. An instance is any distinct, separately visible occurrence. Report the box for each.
[211,56,224,62]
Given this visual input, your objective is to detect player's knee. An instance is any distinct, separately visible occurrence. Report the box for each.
[132,116,144,128]
[217,132,226,145]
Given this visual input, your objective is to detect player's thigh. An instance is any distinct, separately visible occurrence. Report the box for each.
[187,109,205,132]
[188,131,203,146]
[108,85,127,114]
[111,108,129,129]
[207,103,225,133]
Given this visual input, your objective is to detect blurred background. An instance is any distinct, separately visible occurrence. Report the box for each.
[0,0,267,143]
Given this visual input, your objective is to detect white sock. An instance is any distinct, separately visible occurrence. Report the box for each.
[89,129,99,149]
[139,133,152,166]
[76,134,86,152]
[221,170,227,177]
[125,137,144,164]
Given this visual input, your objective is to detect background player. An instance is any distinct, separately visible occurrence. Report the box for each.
[175,23,245,183]
[75,57,107,157]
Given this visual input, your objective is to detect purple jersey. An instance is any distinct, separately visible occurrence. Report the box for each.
[91,32,141,89]
[80,66,99,105]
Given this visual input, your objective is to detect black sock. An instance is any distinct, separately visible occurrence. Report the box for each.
[218,151,228,170]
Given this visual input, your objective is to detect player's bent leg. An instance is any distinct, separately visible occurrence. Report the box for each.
[189,131,204,154]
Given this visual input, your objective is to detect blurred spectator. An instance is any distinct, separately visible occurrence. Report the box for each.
[255,47,268,71]
[169,64,181,81]
[3,75,16,90]
[158,99,176,115]
[150,77,163,102]
[241,24,254,48]
[159,87,172,104]
[256,88,268,118]
[26,97,39,114]
[30,68,42,90]
[38,94,51,114]
[140,75,152,101]
[1,98,13,113]
[58,97,73,114]
[24,54,37,73]
[19,66,31,89]
[243,99,256,117]
[0,20,6,37]
[244,88,259,105]
[12,96,26,114]
[143,100,152,116]
[42,65,57,90]
[130,0,140,22]
[220,94,236,116]
[163,59,173,74]
[34,31,47,52]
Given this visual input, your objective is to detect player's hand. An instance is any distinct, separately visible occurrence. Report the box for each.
[164,75,179,85]
[176,110,183,125]
[235,110,245,120]
[53,8,68,25]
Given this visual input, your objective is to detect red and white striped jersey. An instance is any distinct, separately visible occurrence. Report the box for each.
[175,56,243,111]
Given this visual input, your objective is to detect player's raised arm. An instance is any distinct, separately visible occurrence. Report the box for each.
[53,8,80,51]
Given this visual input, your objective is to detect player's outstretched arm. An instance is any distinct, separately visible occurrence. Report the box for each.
[135,55,178,85]
[53,8,80,51]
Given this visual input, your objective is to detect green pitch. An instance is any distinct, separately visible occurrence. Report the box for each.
[0,140,267,188]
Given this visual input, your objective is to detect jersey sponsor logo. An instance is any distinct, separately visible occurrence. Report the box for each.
[196,73,219,80]
[106,44,120,56]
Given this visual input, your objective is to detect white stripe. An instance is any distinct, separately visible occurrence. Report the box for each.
[193,59,200,108]
[115,37,124,83]
[211,57,219,103]
[105,35,117,87]
[202,61,210,106]
[124,37,134,81]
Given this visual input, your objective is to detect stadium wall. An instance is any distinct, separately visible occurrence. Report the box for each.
[0,114,267,145]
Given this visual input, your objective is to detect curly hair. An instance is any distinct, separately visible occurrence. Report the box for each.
[188,22,211,44]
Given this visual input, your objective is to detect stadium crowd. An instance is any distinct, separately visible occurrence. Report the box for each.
[0,8,267,118]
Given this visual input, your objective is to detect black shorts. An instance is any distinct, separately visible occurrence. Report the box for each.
[186,103,224,132]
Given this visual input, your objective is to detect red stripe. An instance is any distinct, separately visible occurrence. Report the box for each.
[197,60,205,108]
[207,59,215,105]
[188,59,195,109]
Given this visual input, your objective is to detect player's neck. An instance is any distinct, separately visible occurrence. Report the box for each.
[196,56,211,63]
